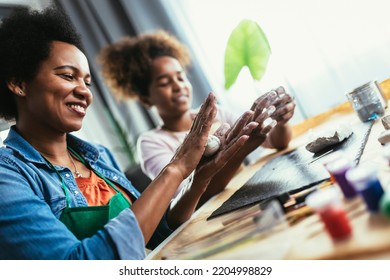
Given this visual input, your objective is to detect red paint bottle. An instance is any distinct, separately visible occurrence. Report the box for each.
[317,205,352,239]
[306,188,352,240]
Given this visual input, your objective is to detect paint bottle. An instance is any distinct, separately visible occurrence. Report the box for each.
[380,192,390,218]
[306,188,352,240]
[326,158,357,198]
[322,151,344,184]
[346,165,385,212]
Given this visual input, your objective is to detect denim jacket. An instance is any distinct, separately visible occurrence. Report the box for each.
[0,126,172,259]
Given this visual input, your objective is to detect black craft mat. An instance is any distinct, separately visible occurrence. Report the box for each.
[208,121,374,220]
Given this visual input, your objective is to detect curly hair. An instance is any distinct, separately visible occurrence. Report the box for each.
[97,30,191,100]
[0,5,83,120]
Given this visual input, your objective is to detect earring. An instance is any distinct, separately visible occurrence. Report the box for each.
[18,90,23,96]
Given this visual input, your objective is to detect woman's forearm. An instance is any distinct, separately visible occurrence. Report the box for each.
[198,159,243,206]
[167,176,210,229]
[130,164,184,243]
[265,123,292,150]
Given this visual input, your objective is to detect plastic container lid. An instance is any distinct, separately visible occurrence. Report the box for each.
[345,165,377,191]
[322,151,345,168]
[326,158,352,173]
[305,188,341,210]
[383,144,390,160]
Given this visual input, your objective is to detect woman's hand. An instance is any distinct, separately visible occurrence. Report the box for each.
[269,86,295,126]
[167,110,259,228]
[192,110,258,185]
[231,91,279,154]
[168,93,217,180]
[241,87,295,151]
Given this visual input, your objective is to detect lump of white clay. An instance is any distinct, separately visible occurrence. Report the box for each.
[203,135,221,157]
[305,124,353,153]
[378,130,390,145]
[381,115,390,130]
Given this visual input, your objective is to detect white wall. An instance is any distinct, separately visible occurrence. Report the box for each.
[0,0,51,9]
[170,0,390,121]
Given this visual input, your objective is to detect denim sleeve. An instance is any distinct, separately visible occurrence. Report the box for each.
[103,209,146,259]
[0,156,145,260]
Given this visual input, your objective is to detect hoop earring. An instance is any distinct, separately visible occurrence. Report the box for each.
[18,90,23,96]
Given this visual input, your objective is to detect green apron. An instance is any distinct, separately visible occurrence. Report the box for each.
[44,147,131,240]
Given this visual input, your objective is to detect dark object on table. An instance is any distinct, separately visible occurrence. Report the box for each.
[208,121,374,220]
[305,124,353,153]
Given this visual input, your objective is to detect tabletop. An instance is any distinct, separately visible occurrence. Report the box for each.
[146,79,390,260]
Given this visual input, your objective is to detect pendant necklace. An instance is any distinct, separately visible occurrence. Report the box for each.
[68,151,83,178]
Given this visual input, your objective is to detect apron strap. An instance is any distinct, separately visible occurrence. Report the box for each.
[40,156,72,208]
[67,146,132,205]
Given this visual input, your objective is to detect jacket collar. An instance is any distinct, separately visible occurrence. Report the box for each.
[4,125,100,165]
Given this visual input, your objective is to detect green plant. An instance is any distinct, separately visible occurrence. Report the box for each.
[224,19,271,90]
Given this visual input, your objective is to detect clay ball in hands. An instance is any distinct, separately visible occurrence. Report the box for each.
[203,135,221,157]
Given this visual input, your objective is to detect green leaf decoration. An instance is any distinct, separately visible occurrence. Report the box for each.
[224,19,271,90]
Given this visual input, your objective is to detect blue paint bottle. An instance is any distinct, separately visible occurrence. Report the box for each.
[346,166,385,212]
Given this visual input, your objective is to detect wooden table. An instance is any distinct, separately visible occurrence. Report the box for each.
[147,80,390,260]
